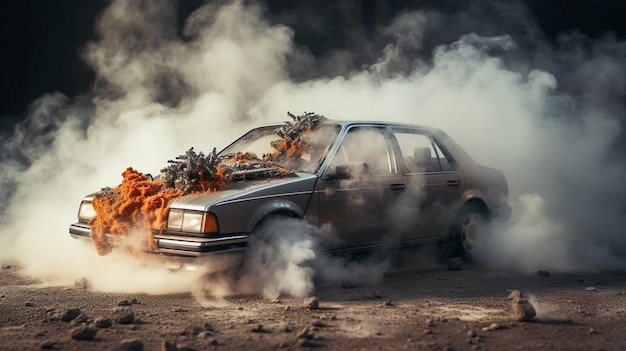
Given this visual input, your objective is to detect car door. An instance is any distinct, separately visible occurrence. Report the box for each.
[317,125,406,249]
[389,126,465,240]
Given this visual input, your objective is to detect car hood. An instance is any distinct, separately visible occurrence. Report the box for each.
[168,171,318,212]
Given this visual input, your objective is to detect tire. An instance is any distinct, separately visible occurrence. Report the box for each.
[240,213,297,271]
[446,203,487,260]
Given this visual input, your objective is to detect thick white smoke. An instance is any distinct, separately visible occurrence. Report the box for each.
[0,0,625,296]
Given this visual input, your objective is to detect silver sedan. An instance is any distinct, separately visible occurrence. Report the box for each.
[69,119,511,264]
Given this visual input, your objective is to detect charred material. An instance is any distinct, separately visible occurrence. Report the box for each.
[274,112,325,142]
[159,112,324,191]
[160,147,225,194]
[220,152,295,181]
[266,112,326,161]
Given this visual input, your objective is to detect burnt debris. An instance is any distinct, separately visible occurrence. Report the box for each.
[158,111,326,193]
[160,147,222,195]
[266,112,326,161]
[274,112,325,143]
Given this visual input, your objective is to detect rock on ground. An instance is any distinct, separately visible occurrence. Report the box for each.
[70,326,97,340]
[111,307,135,324]
[508,290,536,322]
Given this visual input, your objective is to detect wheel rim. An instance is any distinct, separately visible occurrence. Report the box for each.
[461,213,483,253]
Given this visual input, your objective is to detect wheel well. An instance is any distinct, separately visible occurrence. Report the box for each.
[462,198,488,216]
[252,210,300,232]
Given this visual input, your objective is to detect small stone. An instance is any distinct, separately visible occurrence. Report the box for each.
[588,328,596,334]
[40,339,57,349]
[303,297,319,310]
[118,299,131,306]
[60,308,81,322]
[210,339,218,345]
[25,302,34,307]
[94,316,112,328]
[114,338,144,351]
[70,326,97,340]
[586,287,596,291]
[130,298,139,304]
[74,313,89,324]
[382,300,395,307]
[536,270,550,277]
[111,307,134,324]
[482,323,502,331]
[577,277,584,282]
[508,290,536,322]
[513,299,536,322]
[423,328,433,335]
[1,264,14,269]
[447,257,463,271]
[466,330,476,337]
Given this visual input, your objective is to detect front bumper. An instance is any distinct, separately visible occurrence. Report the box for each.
[69,222,248,260]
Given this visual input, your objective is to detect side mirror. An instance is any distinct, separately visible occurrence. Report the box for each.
[324,162,369,180]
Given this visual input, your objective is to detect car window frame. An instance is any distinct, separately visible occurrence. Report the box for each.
[334,124,400,176]
[389,126,460,174]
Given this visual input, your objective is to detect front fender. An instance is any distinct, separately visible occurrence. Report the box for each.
[246,200,305,232]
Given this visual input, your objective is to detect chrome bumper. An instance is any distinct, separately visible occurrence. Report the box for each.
[69,223,248,259]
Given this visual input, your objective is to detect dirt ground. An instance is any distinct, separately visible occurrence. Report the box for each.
[1,257,625,351]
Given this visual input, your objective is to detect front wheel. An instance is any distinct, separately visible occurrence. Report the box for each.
[447,204,487,260]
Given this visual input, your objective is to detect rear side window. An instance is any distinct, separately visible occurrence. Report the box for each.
[392,128,456,173]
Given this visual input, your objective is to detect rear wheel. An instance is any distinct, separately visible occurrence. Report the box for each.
[447,203,487,260]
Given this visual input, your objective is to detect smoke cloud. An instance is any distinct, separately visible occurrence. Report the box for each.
[1,0,625,296]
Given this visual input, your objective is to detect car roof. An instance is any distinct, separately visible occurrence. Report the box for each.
[259,119,445,135]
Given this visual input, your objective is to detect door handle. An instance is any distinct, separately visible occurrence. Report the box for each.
[447,180,461,188]
[390,183,406,191]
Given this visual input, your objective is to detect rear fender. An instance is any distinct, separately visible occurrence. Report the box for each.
[460,189,491,213]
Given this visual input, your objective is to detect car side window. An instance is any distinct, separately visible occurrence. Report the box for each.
[333,127,395,175]
[393,129,455,173]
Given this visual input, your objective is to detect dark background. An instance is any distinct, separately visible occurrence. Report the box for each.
[1,0,625,131]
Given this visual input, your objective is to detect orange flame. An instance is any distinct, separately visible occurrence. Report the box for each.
[89,167,227,256]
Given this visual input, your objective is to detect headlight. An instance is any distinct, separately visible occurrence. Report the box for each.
[78,201,96,222]
[166,209,219,234]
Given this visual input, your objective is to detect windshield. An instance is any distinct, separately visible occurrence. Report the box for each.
[219,124,340,173]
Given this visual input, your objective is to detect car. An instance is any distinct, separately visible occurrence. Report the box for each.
[69,113,511,267]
